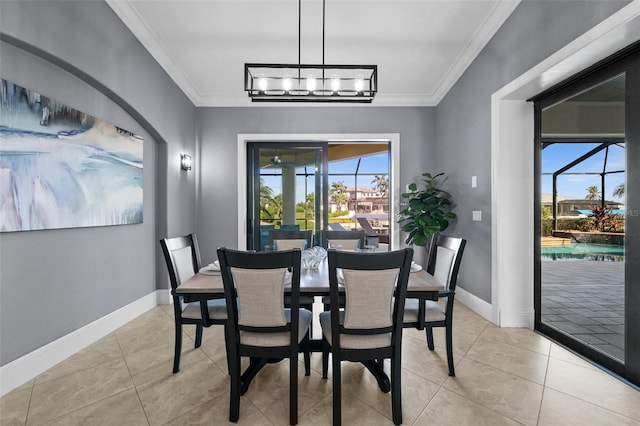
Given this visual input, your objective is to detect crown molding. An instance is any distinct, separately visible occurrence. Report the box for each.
[108,0,519,107]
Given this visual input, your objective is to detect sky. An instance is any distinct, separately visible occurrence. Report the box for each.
[541,143,626,201]
[261,152,390,204]
[261,143,627,205]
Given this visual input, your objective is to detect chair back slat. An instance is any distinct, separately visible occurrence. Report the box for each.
[427,235,466,293]
[160,233,202,291]
[232,267,287,327]
[268,230,313,251]
[322,230,365,250]
[173,246,197,284]
[326,248,413,350]
[343,268,399,329]
[433,246,456,290]
[274,239,307,251]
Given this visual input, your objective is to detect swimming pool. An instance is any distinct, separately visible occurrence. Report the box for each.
[542,243,624,261]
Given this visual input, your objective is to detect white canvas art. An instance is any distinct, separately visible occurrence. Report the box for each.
[0,79,143,232]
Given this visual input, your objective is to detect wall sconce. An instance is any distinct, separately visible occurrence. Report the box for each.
[180,154,192,171]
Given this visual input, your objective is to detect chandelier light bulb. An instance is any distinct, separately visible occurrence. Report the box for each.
[354,75,364,92]
[282,74,292,92]
[258,74,268,92]
[306,75,317,92]
[331,75,340,92]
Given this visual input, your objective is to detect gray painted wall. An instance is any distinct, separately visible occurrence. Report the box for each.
[0,1,196,365]
[195,107,436,266]
[435,0,629,303]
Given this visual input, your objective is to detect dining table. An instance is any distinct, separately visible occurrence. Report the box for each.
[175,256,444,393]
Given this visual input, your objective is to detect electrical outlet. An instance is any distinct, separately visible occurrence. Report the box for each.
[473,210,482,221]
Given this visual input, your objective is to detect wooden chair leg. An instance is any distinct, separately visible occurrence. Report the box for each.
[173,321,182,374]
[332,353,341,426]
[425,326,435,350]
[446,323,455,376]
[391,353,403,425]
[229,352,241,422]
[303,332,311,376]
[322,338,330,379]
[223,323,232,375]
[290,353,298,425]
[194,323,203,348]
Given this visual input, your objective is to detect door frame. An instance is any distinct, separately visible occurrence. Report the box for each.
[531,48,638,379]
[237,133,400,250]
[490,3,640,329]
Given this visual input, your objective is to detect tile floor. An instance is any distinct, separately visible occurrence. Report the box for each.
[541,260,625,361]
[2,300,639,425]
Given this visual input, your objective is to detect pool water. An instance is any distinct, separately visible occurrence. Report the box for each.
[542,243,624,261]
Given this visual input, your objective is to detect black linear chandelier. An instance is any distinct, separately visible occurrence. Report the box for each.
[244,0,377,103]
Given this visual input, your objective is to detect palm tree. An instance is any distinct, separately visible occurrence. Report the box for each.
[585,185,601,201]
[613,183,625,199]
[330,181,349,211]
[371,175,389,197]
[259,179,275,219]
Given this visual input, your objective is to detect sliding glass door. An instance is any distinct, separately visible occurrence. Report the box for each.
[246,142,327,251]
[246,140,393,252]
[533,42,639,385]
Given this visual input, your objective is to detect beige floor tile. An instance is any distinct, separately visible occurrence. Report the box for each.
[478,323,551,356]
[114,316,175,358]
[126,337,210,385]
[466,338,549,384]
[404,324,478,359]
[538,387,639,425]
[164,396,272,425]
[27,358,134,425]
[549,343,598,370]
[384,367,441,424]
[298,393,395,426]
[413,387,521,425]
[243,360,332,425]
[135,358,228,426]
[0,386,31,426]
[42,388,149,426]
[443,358,543,426]
[400,334,453,385]
[545,357,640,421]
[198,325,231,372]
[35,334,124,385]
[6,300,639,425]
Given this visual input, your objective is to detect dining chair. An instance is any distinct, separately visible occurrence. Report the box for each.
[268,229,313,251]
[268,228,315,358]
[321,229,365,251]
[403,234,466,376]
[320,248,414,425]
[159,233,227,374]
[217,247,312,425]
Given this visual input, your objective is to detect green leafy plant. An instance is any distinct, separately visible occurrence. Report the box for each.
[397,172,456,247]
[589,205,620,232]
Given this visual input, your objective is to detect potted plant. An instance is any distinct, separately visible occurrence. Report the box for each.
[397,172,456,247]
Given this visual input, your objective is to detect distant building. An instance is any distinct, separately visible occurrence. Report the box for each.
[329,186,389,217]
[541,194,625,217]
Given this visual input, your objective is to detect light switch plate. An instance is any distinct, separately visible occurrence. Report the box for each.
[473,210,482,221]
[472,176,477,188]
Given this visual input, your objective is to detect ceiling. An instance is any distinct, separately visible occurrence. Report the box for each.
[107,0,520,107]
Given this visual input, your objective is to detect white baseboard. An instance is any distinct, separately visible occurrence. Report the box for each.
[0,291,163,397]
[456,286,494,323]
[497,309,534,329]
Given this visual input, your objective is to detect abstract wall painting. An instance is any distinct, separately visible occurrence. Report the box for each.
[0,79,143,232]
